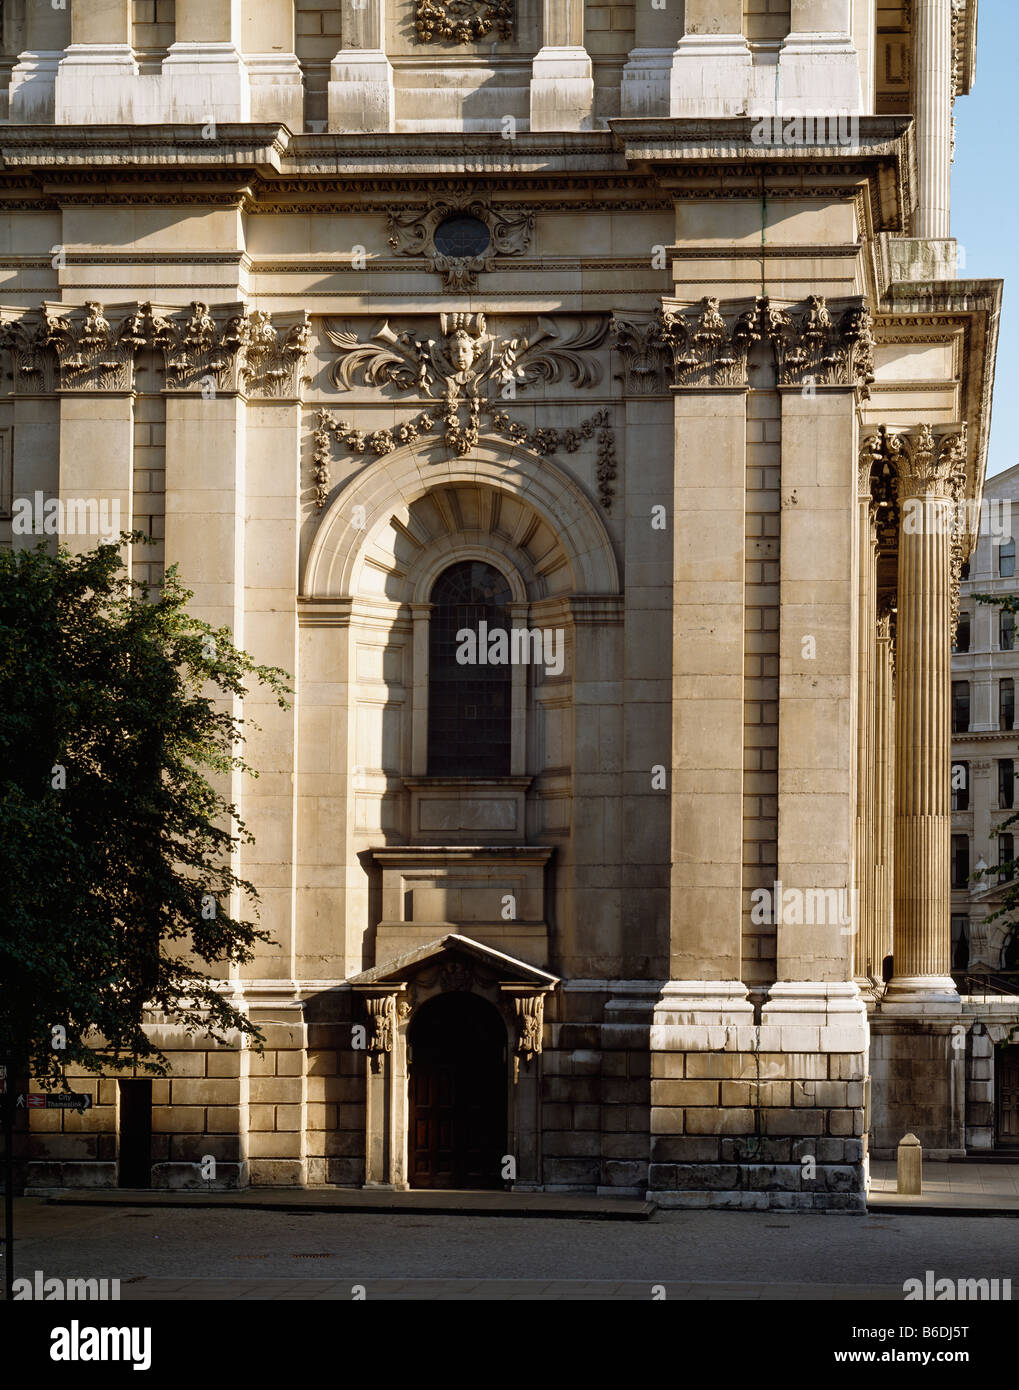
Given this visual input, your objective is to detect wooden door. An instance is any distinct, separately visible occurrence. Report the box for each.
[997,1047,1019,1147]
[409,992,506,1189]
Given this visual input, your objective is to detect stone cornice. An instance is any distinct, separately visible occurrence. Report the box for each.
[0,119,915,230]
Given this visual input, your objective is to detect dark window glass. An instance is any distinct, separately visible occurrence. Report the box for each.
[952,762,969,812]
[960,560,970,581]
[1001,760,1016,810]
[952,681,970,733]
[427,560,512,777]
[951,834,970,889]
[953,612,970,653]
[1002,611,1015,651]
[1002,680,1015,732]
[951,915,970,971]
[118,1080,152,1189]
[1000,540,1016,579]
[433,215,491,259]
[1000,833,1015,883]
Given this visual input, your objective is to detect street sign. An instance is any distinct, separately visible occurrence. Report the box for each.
[22,1093,92,1110]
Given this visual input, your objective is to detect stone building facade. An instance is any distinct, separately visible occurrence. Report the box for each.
[1,0,1014,1205]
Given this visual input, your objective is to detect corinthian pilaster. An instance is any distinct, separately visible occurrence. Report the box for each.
[886,423,968,1004]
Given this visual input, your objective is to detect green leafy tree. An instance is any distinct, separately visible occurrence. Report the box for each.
[0,538,290,1088]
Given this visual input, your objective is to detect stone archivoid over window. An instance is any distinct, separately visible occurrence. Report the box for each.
[427,560,512,777]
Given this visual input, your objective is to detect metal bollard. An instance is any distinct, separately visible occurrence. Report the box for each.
[897,1132,922,1194]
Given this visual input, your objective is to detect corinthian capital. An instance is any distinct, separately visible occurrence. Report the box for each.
[884,422,969,502]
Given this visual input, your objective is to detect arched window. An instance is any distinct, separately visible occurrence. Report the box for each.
[427,561,512,777]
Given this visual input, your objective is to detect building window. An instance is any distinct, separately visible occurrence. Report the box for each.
[1002,679,1015,732]
[960,559,970,581]
[952,761,969,811]
[427,560,512,777]
[952,834,970,889]
[1000,539,1016,578]
[1002,611,1016,651]
[953,611,970,653]
[951,915,970,972]
[1000,832,1015,884]
[1001,759,1016,810]
[433,216,491,260]
[952,681,970,733]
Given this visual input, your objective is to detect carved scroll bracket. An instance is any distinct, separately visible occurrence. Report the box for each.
[500,985,550,1084]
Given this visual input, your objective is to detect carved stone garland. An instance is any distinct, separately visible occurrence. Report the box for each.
[510,992,544,1083]
[414,0,514,45]
[388,191,534,292]
[317,312,616,509]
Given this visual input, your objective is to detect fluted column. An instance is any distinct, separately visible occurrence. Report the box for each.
[913,0,953,238]
[873,610,895,977]
[854,461,877,982]
[888,424,967,1001]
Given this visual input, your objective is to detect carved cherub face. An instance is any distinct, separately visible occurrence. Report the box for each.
[447,327,476,373]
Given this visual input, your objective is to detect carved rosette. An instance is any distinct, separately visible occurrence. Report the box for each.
[388,192,533,292]
[415,0,513,44]
[364,992,398,1074]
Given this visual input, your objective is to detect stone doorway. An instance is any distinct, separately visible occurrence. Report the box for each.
[408,992,507,1189]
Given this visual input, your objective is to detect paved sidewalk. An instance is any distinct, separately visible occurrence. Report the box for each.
[869,1161,1019,1214]
[37,1187,654,1221]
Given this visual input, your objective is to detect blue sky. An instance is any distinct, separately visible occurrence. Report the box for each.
[952,0,1016,480]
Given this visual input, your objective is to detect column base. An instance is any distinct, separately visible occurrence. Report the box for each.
[246,53,304,130]
[529,47,594,132]
[670,33,753,118]
[161,42,250,124]
[9,51,63,123]
[55,45,139,125]
[328,50,395,133]
[620,48,672,117]
[881,975,961,1012]
[777,32,863,115]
